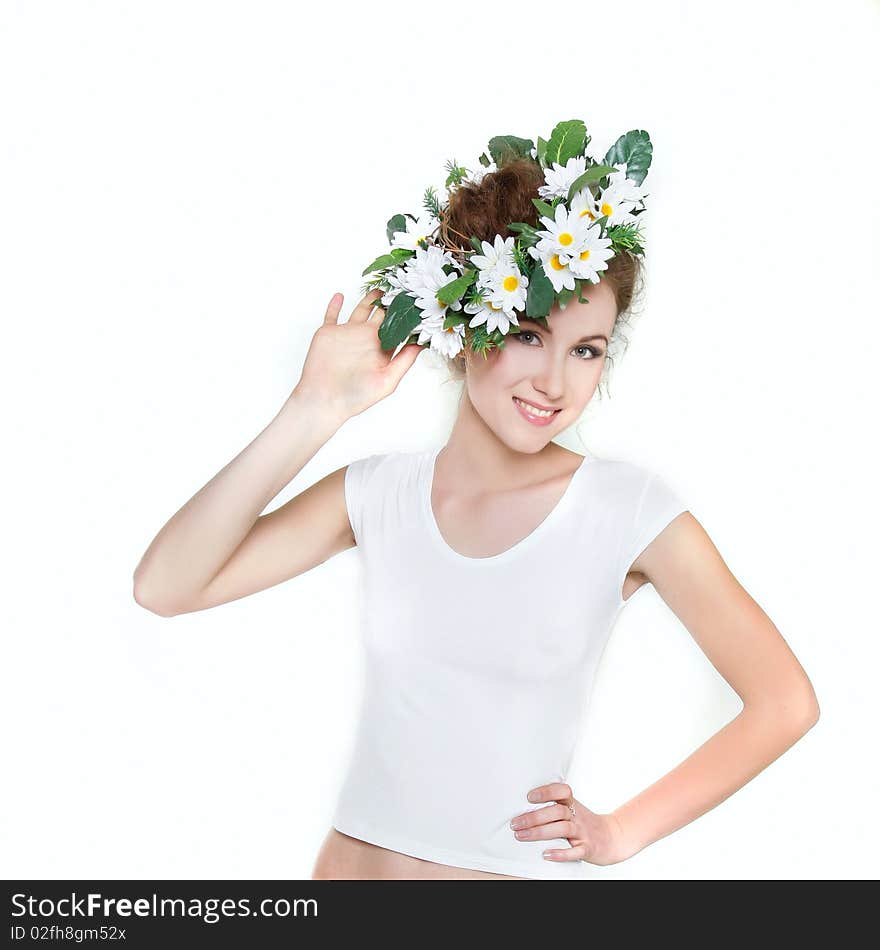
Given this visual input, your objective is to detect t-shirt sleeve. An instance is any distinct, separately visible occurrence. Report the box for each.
[619,470,689,584]
[343,453,383,548]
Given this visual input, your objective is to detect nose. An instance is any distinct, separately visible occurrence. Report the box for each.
[531,354,567,403]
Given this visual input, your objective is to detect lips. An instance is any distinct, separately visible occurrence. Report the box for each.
[512,396,562,426]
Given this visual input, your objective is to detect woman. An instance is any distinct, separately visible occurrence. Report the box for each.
[133,145,820,881]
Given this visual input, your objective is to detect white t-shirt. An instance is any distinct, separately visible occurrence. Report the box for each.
[331,445,689,880]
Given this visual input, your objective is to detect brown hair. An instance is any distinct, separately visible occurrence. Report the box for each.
[439,157,645,399]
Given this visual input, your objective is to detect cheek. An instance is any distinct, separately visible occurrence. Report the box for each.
[465,352,518,414]
[484,342,526,382]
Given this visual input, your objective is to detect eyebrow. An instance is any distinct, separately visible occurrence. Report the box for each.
[519,320,608,345]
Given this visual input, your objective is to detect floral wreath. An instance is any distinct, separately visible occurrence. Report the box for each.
[360,118,653,362]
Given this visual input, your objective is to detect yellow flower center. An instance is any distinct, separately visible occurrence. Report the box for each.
[579,209,594,218]
[489,301,502,310]
[558,232,573,246]
[550,254,566,271]
[600,202,613,217]
[502,275,519,292]
[580,249,591,260]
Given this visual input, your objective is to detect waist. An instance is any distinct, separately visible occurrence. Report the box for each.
[313,828,527,880]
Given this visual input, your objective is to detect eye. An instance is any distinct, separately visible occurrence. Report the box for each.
[516,330,604,361]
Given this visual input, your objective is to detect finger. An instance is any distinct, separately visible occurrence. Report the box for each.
[323,292,344,325]
[513,819,575,842]
[348,288,385,324]
[367,298,387,322]
[510,803,569,830]
[543,844,586,862]
[384,342,423,384]
[527,782,572,804]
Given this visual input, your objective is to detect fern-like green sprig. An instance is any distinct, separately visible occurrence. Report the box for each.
[606,221,645,254]
[444,159,468,189]
[423,185,442,220]
[512,239,530,274]
[359,274,389,296]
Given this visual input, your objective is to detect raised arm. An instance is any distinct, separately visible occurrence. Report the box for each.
[132,289,423,617]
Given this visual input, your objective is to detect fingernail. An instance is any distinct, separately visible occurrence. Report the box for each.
[543,851,556,860]
[527,791,538,802]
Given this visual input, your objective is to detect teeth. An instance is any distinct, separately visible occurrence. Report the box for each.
[514,397,557,418]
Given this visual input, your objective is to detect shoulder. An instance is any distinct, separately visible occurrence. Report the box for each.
[583,453,662,507]
[344,448,425,492]
[584,453,690,562]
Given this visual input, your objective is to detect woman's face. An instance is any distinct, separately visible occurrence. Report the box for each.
[461,278,618,452]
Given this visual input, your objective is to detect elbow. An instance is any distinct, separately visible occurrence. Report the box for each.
[799,696,820,732]
[794,679,821,732]
[132,574,180,618]
[780,686,821,736]
[748,681,820,736]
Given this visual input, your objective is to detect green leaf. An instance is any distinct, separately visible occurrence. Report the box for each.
[566,164,617,203]
[378,293,423,352]
[507,222,539,248]
[469,234,485,254]
[478,152,491,168]
[576,278,592,304]
[437,269,476,306]
[386,214,408,244]
[536,136,549,168]
[488,134,535,167]
[590,213,610,235]
[545,119,587,167]
[525,261,555,318]
[361,248,414,276]
[531,197,556,220]
[602,130,653,186]
[557,287,573,310]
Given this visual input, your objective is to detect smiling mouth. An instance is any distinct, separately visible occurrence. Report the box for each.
[512,396,562,422]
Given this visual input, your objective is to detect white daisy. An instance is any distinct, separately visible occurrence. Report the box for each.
[537,155,587,200]
[528,244,577,294]
[464,296,519,336]
[401,244,459,296]
[416,316,466,358]
[390,213,440,251]
[533,202,592,264]
[606,163,650,205]
[593,184,641,226]
[592,165,649,226]
[470,234,516,274]
[379,266,409,307]
[569,186,599,224]
[567,223,616,282]
[408,264,464,324]
[485,265,528,315]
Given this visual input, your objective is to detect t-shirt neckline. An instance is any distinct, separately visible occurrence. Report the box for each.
[420,445,592,565]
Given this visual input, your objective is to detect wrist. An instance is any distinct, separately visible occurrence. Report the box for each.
[606,810,643,863]
[280,387,351,430]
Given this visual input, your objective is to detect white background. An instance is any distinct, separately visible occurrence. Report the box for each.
[2,0,877,880]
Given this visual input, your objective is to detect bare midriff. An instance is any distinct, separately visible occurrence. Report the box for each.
[311,828,527,880]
